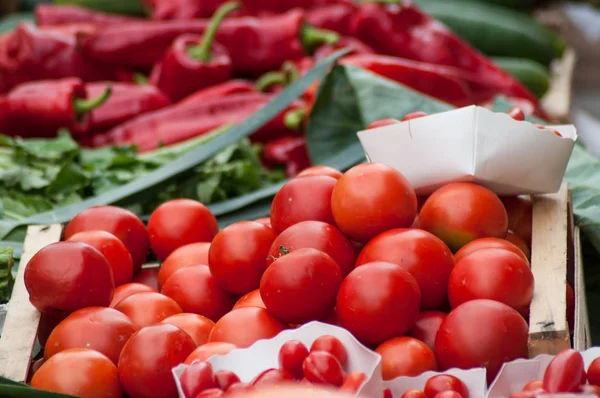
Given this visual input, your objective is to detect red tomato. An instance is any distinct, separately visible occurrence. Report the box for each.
[31,348,122,398]
[270,175,338,234]
[501,196,533,247]
[119,324,196,398]
[588,355,600,386]
[185,342,238,364]
[543,349,585,393]
[331,163,417,243]
[303,351,345,387]
[148,199,218,261]
[180,361,216,398]
[448,249,534,316]
[158,242,211,288]
[408,311,447,352]
[297,166,343,180]
[505,231,531,261]
[454,237,529,264]
[424,374,470,398]
[67,230,134,286]
[366,118,402,129]
[508,391,542,398]
[131,266,160,290]
[402,111,428,121]
[507,107,525,121]
[340,372,368,394]
[402,390,428,398]
[311,336,347,367]
[356,228,455,310]
[233,289,266,310]
[45,307,137,365]
[209,221,277,295]
[254,217,272,227]
[113,292,182,328]
[109,283,156,308]
[434,392,463,398]
[65,205,148,273]
[419,183,508,252]
[209,307,286,348]
[435,299,528,383]
[161,266,235,322]
[522,380,543,392]
[215,370,240,390]
[24,242,114,313]
[376,337,438,380]
[267,221,357,277]
[336,262,421,346]
[279,340,310,379]
[261,248,343,324]
[252,368,296,387]
[161,313,215,346]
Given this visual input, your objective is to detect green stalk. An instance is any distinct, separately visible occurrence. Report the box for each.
[284,108,307,131]
[73,86,112,118]
[188,1,241,62]
[301,24,339,54]
[256,72,286,92]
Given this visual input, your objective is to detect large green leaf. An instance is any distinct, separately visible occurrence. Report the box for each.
[0,377,75,398]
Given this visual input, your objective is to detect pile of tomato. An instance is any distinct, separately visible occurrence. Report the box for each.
[21,155,575,398]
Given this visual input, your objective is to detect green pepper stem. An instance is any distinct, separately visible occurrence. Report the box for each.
[133,72,149,85]
[284,107,307,131]
[188,1,241,62]
[282,61,300,85]
[301,24,339,54]
[256,71,286,92]
[73,86,112,117]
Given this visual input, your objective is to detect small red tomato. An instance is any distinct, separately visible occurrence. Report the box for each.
[402,111,428,121]
[297,166,343,180]
[214,370,240,390]
[303,351,345,387]
[402,390,427,398]
[180,361,217,398]
[522,380,543,392]
[408,311,447,352]
[588,357,600,386]
[505,231,531,261]
[424,374,470,398]
[161,313,215,346]
[310,336,347,368]
[507,107,525,121]
[376,337,438,380]
[209,307,286,348]
[279,340,310,379]
[113,292,182,328]
[251,368,295,387]
[366,118,402,129]
[508,391,543,398]
[254,217,272,227]
[110,283,157,308]
[131,266,160,291]
[340,372,367,394]
[185,342,237,364]
[194,388,224,398]
[158,242,211,288]
[454,237,529,264]
[234,289,267,310]
[501,196,533,247]
[384,388,393,398]
[434,392,463,398]
[543,349,585,393]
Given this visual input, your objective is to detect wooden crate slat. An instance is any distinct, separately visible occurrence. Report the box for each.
[0,224,63,382]
[541,48,576,122]
[573,226,592,351]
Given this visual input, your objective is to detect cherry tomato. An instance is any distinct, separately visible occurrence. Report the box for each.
[336,262,421,346]
[64,205,148,273]
[297,166,343,180]
[376,337,438,380]
[252,368,295,387]
[215,370,240,390]
[67,230,133,286]
[161,266,235,322]
[402,390,427,398]
[31,348,122,398]
[131,266,160,290]
[588,357,600,386]
[505,231,531,260]
[303,351,345,387]
[384,388,393,398]
[24,242,114,313]
[267,221,357,277]
[310,336,347,367]
[158,242,211,288]
[435,299,528,383]
[279,340,310,379]
[255,217,273,227]
[357,228,455,310]
[454,237,529,264]
[195,388,224,398]
[366,118,402,129]
[507,107,525,121]
[45,307,137,365]
[419,183,508,252]
[434,392,463,398]
[340,372,368,394]
[261,248,342,324]
[209,221,277,295]
[234,289,266,310]
[113,291,182,328]
[448,248,534,316]
[402,111,428,121]
[543,349,585,393]
[180,360,217,398]
[270,175,338,234]
[161,313,215,346]
[331,163,417,243]
[501,196,533,247]
[109,283,157,308]
[119,324,196,398]
[209,307,286,348]
[185,342,237,364]
[148,199,218,261]
[522,380,543,392]
[424,374,470,398]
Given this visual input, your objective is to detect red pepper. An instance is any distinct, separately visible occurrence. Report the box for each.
[178,79,257,104]
[35,4,141,26]
[0,78,112,138]
[305,3,357,36]
[314,37,376,61]
[150,2,240,102]
[262,136,311,178]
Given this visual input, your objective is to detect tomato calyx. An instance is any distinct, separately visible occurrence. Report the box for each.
[266,246,291,263]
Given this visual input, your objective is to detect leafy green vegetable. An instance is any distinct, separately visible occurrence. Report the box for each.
[0,248,14,304]
[0,376,75,398]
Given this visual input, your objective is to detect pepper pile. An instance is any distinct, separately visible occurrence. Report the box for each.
[0,0,560,178]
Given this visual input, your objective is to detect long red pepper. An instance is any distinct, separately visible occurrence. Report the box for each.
[305,3,357,36]
[262,136,311,178]
[150,2,240,102]
[178,79,257,104]
[35,4,141,26]
[0,78,111,138]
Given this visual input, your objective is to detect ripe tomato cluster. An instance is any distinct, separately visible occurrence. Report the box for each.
[384,373,470,398]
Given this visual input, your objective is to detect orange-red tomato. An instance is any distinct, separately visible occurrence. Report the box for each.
[501,196,533,247]
[424,374,470,398]
[254,217,272,227]
[31,348,122,398]
[131,266,160,290]
[408,311,447,352]
[402,111,428,121]
[366,118,401,129]
[543,349,585,393]
[185,342,238,364]
[376,337,438,380]
[505,231,531,260]
[522,380,543,392]
[297,166,343,180]
[161,313,215,346]
[113,291,182,328]
[209,307,286,348]
[158,242,211,288]
[454,237,529,264]
[587,357,600,386]
[109,283,157,308]
[233,289,266,310]
[402,390,428,398]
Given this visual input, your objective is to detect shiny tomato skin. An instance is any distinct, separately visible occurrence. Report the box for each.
[297,166,343,180]
[505,231,531,261]
[522,380,543,391]
[215,370,240,390]
[31,348,122,398]
[336,262,421,346]
[340,372,368,394]
[252,368,295,387]
[501,196,533,247]
[402,390,428,398]
[419,183,508,252]
[233,289,266,310]
[209,307,286,348]
[209,221,277,295]
[180,360,216,398]
[424,374,470,398]
[303,351,345,387]
[67,230,134,286]
[357,228,455,310]
[454,237,529,264]
[376,337,438,380]
[331,163,417,243]
[161,313,215,346]
[402,112,428,121]
[254,217,272,227]
[270,175,338,234]
[408,311,447,351]
[109,283,156,308]
[434,392,463,398]
[45,307,137,365]
[448,249,534,316]
[543,349,585,393]
[588,356,600,386]
[279,340,310,379]
[366,118,402,129]
[185,342,237,364]
[310,336,347,367]
[113,291,182,328]
[64,205,148,273]
[148,199,219,261]
[158,242,211,288]
[260,248,343,324]
[118,323,196,398]
[435,299,528,383]
[131,266,160,290]
[24,241,114,313]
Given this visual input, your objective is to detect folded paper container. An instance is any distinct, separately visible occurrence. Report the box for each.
[357,106,578,196]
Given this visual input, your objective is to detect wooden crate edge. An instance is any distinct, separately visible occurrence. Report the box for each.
[541,48,576,123]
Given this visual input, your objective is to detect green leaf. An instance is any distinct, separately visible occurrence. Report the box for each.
[2,131,79,162]
[45,163,90,197]
[0,377,76,398]
[1,195,54,220]
[0,248,14,304]
[0,242,22,260]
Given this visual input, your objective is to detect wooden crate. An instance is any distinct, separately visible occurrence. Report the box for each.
[541,48,576,123]
[0,183,590,383]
